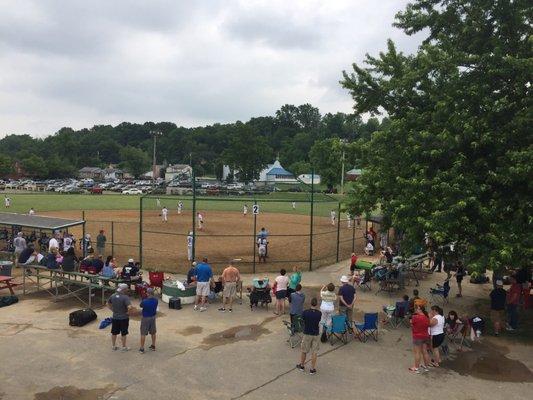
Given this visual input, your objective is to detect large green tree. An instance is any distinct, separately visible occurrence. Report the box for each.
[222,123,273,183]
[119,146,151,178]
[341,0,532,271]
[0,155,13,177]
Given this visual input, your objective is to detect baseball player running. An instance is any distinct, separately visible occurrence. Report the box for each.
[197,212,204,230]
[330,210,336,226]
[177,201,183,215]
[243,204,248,216]
[4,196,11,208]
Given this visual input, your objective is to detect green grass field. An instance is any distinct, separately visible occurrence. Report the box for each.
[1,192,345,218]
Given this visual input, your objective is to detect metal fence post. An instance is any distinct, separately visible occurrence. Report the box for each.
[252,199,257,274]
[139,197,143,265]
[82,210,86,258]
[309,170,314,271]
[192,168,196,262]
[111,221,115,257]
[336,201,341,263]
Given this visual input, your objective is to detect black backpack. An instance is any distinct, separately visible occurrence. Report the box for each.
[0,295,18,308]
[69,309,97,327]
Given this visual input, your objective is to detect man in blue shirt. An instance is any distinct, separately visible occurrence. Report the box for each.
[194,257,213,312]
[338,275,356,324]
[139,288,158,353]
[297,298,322,375]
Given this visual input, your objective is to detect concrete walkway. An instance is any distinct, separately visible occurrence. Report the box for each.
[1,258,532,400]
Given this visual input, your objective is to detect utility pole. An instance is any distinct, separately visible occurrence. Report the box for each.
[340,139,347,195]
[150,130,162,186]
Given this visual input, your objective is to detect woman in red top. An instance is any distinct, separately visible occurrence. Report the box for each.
[350,253,358,275]
[409,304,431,373]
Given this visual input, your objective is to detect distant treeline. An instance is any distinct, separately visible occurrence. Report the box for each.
[0,104,386,184]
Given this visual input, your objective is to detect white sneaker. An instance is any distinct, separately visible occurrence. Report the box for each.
[200,307,207,312]
[193,305,198,311]
[121,347,130,352]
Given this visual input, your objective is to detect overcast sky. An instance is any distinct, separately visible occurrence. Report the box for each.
[0,0,422,138]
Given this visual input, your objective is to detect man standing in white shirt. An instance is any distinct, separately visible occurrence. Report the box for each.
[48,234,59,251]
[161,206,168,223]
[187,231,194,261]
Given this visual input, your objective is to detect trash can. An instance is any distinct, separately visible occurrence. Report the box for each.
[0,261,13,277]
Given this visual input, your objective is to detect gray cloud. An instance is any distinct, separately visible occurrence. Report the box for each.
[0,0,420,137]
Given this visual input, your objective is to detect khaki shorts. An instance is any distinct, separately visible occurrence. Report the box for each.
[301,334,320,354]
[490,309,504,323]
[223,282,237,299]
[140,316,156,336]
[196,281,210,297]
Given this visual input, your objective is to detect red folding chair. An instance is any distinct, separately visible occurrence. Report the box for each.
[148,271,164,295]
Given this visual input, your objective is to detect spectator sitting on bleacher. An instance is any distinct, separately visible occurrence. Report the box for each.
[121,259,141,281]
[93,254,104,274]
[18,244,35,265]
[43,247,59,269]
[101,258,117,278]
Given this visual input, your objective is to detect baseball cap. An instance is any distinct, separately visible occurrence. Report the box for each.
[340,275,349,283]
[128,258,134,263]
[117,283,128,292]
[496,279,503,286]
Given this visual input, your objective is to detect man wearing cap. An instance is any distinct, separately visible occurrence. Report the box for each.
[121,258,140,282]
[108,283,135,351]
[489,279,507,336]
[338,275,356,324]
[218,260,241,313]
[139,288,158,353]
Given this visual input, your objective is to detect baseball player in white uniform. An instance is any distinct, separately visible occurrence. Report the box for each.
[4,196,11,208]
[161,206,168,222]
[330,210,336,226]
[346,212,352,228]
[29,208,35,216]
[187,231,194,261]
[243,204,248,216]
[156,198,161,208]
[197,212,204,230]
[257,237,267,262]
[177,201,183,215]
[292,201,296,210]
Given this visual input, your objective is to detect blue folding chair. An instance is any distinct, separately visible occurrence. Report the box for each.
[327,314,348,345]
[430,280,450,304]
[354,312,379,342]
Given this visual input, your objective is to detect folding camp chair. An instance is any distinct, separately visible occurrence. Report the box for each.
[148,271,165,296]
[327,314,348,345]
[283,315,304,348]
[358,270,372,291]
[446,319,472,350]
[430,280,450,304]
[354,312,379,342]
[390,301,409,328]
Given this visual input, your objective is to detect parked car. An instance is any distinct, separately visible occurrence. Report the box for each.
[122,188,143,195]
[90,187,104,194]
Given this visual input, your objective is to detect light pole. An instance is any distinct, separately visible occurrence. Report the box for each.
[150,130,162,185]
[340,139,348,195]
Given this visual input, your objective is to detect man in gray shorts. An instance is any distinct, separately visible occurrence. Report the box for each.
[139,288,158,353]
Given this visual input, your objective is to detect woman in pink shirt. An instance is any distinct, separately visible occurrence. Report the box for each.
[274,269,289,316]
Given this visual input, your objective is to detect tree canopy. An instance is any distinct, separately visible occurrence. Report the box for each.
[342,0,532,270]
[0,104,384,181]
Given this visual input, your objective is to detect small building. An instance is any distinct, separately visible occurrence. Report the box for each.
[346,168,363,181]
[78,167,104,180]
[165,164,192,182]
[297,173,321,185]
[103,166,123,181]
[222,159,297,184]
